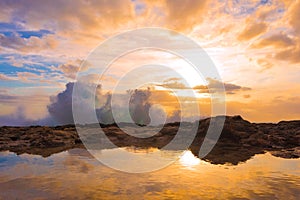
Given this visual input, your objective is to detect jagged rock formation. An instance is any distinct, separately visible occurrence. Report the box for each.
[0,116,299,164]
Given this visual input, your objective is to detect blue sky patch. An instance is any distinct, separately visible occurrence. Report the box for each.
[0,22,53,38]
[0,22,23,31]
[0,54,63,76]
[18,30,53,38]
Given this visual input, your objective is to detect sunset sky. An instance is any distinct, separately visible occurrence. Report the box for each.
[0,0,299,125]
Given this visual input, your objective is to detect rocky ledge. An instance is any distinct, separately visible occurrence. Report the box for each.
[0,115,299,165]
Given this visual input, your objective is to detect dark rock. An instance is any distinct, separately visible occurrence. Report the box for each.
[0,115,299,164]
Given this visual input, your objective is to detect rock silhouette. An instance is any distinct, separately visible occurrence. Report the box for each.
[0,116,299,165]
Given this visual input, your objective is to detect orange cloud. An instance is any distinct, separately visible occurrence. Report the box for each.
[267,0,300,63]
[193,78,251,95]
[17,72,41,82]
[148,89,180,115]
[238,22,268,41]
[288,0,300,34]
[157,78,188,89]
[0,0,135,33]
[164,0,209,31]
[275,46,300,63]
[58,62,80,80]
[256,58,273,71]
[142,0,209,32]
[0,73,15,81]
[252,32,295,48]
[0,34,58,53]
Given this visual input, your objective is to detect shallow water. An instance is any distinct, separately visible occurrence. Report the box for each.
[0,148,299,200]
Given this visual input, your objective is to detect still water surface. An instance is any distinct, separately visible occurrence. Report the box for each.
[0,148,299,199]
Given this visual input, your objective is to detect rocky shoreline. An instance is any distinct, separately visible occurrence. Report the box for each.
[0,115,299,165]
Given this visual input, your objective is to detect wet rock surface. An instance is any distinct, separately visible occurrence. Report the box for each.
[0,116,299,164]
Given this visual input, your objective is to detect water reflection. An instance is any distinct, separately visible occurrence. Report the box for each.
[0,148,299,199]
[90,147,182,173]
[179,151,201,169]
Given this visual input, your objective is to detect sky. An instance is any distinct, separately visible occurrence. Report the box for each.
[0,0,299,125]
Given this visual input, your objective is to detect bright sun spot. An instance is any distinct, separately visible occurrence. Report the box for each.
[179,151,201,168]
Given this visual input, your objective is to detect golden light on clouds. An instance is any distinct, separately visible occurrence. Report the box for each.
[0,0,300,125]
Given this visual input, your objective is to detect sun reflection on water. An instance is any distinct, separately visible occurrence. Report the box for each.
[179,150,201,169]
[0,149,299,199]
